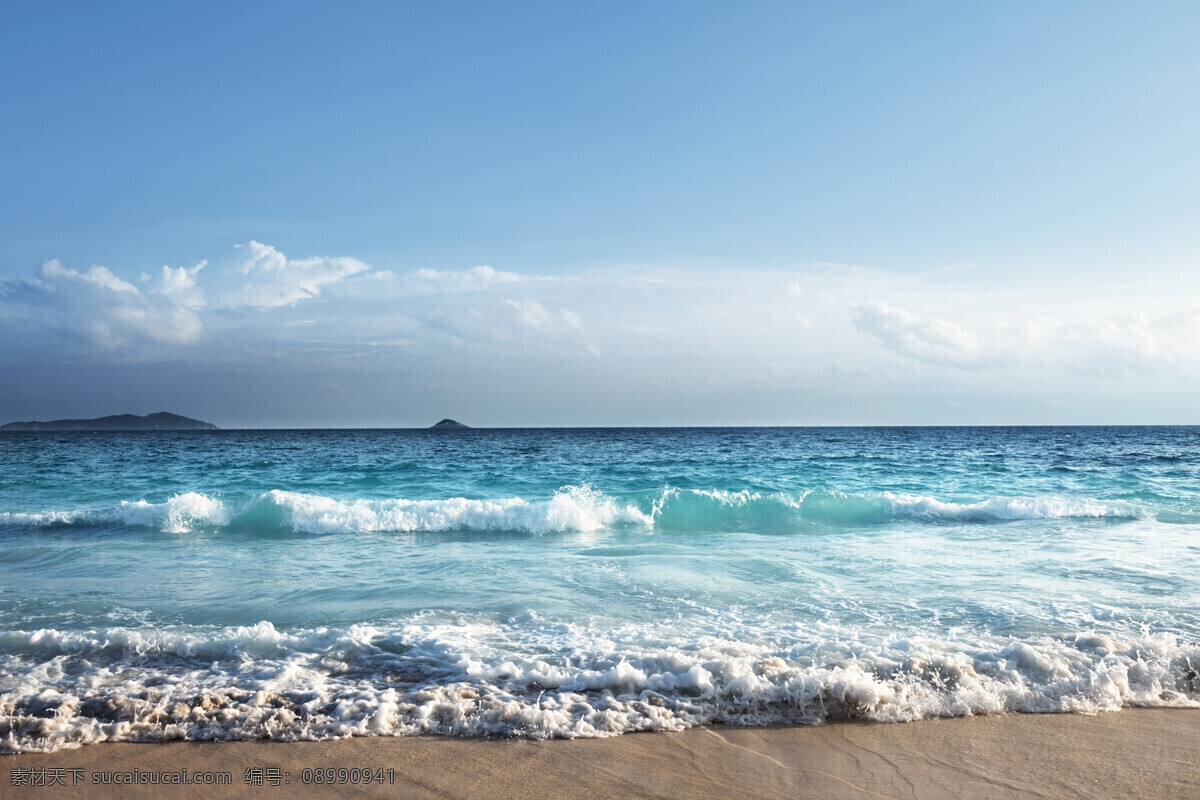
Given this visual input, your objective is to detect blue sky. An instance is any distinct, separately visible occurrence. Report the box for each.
[2,1,1198,426]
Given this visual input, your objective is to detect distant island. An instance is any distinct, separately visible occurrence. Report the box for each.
[429,418,469,430]
[0,412,218,432]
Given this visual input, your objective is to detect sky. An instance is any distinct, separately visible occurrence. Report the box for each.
[1,1,1198,427]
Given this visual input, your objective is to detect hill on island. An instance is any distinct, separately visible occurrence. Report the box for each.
[429,419,469,430]
[0,412,218,431]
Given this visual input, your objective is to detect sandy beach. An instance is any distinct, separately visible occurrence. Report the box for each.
[4,709,1197,800]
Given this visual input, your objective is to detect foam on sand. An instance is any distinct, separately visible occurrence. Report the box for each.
[2,617,1197,753]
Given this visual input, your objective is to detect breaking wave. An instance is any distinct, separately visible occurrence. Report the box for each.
[0,486,1155,535]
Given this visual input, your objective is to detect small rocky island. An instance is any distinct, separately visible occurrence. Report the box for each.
[429,418,469,430]
[0,412,218,431]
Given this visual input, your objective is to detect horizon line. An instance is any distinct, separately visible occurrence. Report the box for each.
[3,423,1198,431]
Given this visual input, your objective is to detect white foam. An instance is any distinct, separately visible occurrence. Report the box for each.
[2,618,1197,752]
[266,485,652,534]
[688,489,763,506]
[879,492,1141,521]
[116,492,231,533]
[0,492,229,533]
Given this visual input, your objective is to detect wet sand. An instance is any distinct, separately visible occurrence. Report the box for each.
[3,709,1197,800]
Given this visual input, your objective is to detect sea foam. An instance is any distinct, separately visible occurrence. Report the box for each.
[265,484,652,534]
[0,492,230,534]
[2,619,1197,753]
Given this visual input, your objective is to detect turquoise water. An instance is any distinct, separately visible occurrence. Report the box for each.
[1,427,1198,752]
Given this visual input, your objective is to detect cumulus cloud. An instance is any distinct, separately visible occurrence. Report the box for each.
[225,240,369,308]
[38,260,139,295]
[29,259,203,348]
[158,260,206,308]
[0,242,378,354]
[852,301,993,368]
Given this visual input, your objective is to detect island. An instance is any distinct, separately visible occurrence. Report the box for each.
[429,418,470,430]
[0,412,218,431]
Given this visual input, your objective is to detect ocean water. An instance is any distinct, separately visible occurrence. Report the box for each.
[1,426,1198,753]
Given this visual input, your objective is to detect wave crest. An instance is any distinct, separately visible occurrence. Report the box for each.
[0,486,1150,535]
[265,485,652,534]
[0,492,229,534]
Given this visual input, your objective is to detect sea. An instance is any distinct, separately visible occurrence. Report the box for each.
[1,426,1198,753]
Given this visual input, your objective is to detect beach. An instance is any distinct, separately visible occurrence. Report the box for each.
[5,709,1197,800]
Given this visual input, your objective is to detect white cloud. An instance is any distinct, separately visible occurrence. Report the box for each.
[7,247,1200,426]
[30,259,203,348]
[407,265,544,293]
[38,259,139,295]
[505,299,584,331]
[1033,311,1200,378]
[225,240,369,308]
[158,260,206,308]
[852,301,993,368]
